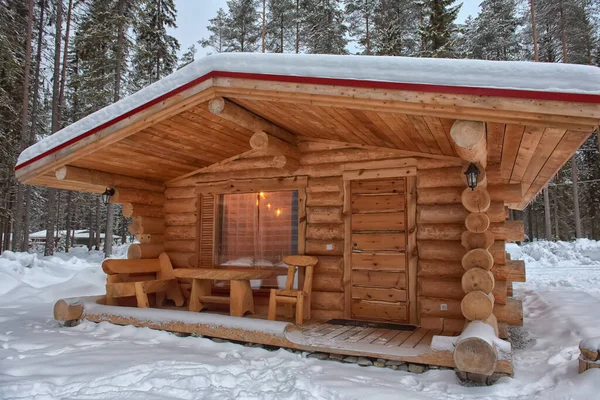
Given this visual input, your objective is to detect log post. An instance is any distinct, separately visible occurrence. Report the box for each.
[450,123,505,377]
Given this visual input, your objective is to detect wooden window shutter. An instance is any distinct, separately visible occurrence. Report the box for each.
[197,194,215,267]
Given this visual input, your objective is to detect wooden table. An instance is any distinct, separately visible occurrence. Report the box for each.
[172,268,284,317]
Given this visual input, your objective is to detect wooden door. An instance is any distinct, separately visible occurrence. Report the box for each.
[350,178,409,323]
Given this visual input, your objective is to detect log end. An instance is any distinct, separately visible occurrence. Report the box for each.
[465,213,491,233]
[454,337,498,376]
[127,244,142,259]
[461,291,494,321]
[450,120,486,148]
[53,299,83,322]
[249,131,270,150]
[55,166,68,181]
[208,96,225,114]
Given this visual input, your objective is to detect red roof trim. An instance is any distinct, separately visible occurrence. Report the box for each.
[15,70,600,172]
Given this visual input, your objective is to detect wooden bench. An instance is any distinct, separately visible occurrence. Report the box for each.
[172,268,285,317]
[102,253,184,308]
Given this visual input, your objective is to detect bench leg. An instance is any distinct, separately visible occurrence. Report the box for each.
[135,282,150,308]
[295,292,304,325]
[268,289,277,320]
[230,280,254,317]
[189,279,211,312]
[166,280,185,307]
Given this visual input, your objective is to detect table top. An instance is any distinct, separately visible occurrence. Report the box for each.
[172,268,284,280]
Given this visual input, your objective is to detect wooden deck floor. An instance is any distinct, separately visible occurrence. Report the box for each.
[297,323,460,352]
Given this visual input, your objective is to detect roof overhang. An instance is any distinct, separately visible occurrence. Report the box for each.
[15,54,600,210]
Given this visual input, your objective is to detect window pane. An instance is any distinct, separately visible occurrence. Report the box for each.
[217,191,299,269]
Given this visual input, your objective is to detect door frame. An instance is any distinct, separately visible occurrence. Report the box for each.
[342,167,418,325]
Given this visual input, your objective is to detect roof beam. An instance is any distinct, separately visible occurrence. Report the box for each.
[207,97,297,144]
[56,166,165,192]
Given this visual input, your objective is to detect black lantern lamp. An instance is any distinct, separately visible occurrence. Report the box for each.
[464,163,480,191]
[102,188,115,205]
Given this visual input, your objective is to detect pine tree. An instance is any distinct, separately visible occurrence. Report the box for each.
[266,0,296,53]
[466,0,521,60]
[302,0,347,54]
[371,0,420,56]
[345,0,377,55]
[178,44,196,69]
[200,8,229,53]
[225,0,261,52]
[419,0,461,57]
[130,0,180,91]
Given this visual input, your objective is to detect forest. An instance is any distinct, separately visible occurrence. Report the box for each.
[1,0,599,258]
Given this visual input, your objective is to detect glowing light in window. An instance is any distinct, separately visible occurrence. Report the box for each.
[276,208,282,217]
[267,203,272,210]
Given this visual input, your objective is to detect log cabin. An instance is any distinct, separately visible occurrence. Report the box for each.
[15,54,600,380]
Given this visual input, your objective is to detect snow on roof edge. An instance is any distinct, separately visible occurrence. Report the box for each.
[17,53,600,167]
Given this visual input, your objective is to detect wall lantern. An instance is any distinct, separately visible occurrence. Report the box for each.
[464,163,480,191]
[102,188,115,205]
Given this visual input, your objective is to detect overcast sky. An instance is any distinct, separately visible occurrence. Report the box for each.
[170,0,481,58]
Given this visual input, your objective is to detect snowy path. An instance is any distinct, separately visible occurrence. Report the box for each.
[1,242,600,399]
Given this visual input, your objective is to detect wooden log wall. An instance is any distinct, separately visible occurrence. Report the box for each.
[416,162,525,334]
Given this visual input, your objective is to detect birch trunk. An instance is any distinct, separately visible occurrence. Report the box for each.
[572,155,582,238]
[543,187,551,239]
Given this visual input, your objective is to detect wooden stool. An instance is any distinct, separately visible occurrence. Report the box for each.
[579,338,600,373]
[267,255,318,325]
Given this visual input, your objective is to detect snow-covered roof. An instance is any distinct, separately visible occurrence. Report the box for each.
[16,53,600,168]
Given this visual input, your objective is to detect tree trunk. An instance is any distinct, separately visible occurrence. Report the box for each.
[13,0,35,252]
[543,186,551,239]
[527,204,534,241]
[295,0,300,53]
[104,203,114,256]
[45,0,63,256]
[65,191,72,252]
[572,155,582,238]
[261,0,266,53]
[95,197,101,250]
[530,0,539,62]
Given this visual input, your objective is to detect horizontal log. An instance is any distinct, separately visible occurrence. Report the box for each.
[165,226,196,240]
[312,273,344,292]
[128,216,166,235]
[417,224,465,241]
[305,239,344,256]
[165,187,196,199]
[306,192,343,207]
[166,252,195,268]
[490,221,525,242]
[53,299,83,321]
[163,240,196,253]
[493,298,523,326]
[314,256,344,274]
[418,277,507,305]
[419,296,462,319]
[416,158,464,170]
[110,188,165,206]
[164,198,197,214]
[127,244,165,259]
[122,203,164,218]
[139,234,165,244]
[102,258,161,275]
[306,224,344,240]
[198,155,294,174]
[417,184,522,205]
[300,148,416,165]
[418,240,506,265]
[417,167,464,189]
[307,177,343,193]
[419,316,466,332]
[311,291,344,311]
[417,202,505,224]
[165,213,197,226]
[417,221,524,242]
[306,207,343,224]
[250,131,299,157]
[498,322,509,339]
[418,259,523,282]
[55,166,164,192]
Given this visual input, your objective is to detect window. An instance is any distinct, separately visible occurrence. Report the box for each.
[216,191,299,269]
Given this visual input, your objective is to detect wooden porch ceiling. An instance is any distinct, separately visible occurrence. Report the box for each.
[21,77,598,210]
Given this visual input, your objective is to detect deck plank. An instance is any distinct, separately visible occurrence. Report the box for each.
[346,327,377,343]
[334,326,365,341]
[321,325,355,340]
[358,328,389,344]
[385,330,414,347]
[414,328,442,351]
[372,329,401,346]
[399,327,429,348]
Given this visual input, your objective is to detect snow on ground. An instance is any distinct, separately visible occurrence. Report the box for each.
[1,241,600,399]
